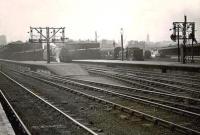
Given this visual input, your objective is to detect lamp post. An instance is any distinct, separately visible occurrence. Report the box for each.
[177,25,180,62]
[120,28,124,61]
[182,15,187,64]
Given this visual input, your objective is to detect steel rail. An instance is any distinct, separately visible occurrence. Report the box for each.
[115,72,200,95]
[29,69,200,109]
[0,89,31,135]
[88,69,174,94]
[0,71,98,135]
[44,73,200,113]
[7,69,200,135]
[108,67,200,90]
[82,65,200,83]
[24,70,200,107]
[81,64,200,80]
[85,67,200,97]
[88,70,200,99]
[37,73,200,118]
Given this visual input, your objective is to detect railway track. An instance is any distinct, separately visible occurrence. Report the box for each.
[44,74,200,113]
[109,67,200,91]
[0,71,98,135]
[82,66,200,98]
[0,90,31,135]
[87,68,173,94]
[18,69,200,114]
[81,64,200,89]
[4,68,200,135]
[122,70,200,90]
[2,68,183,135]
[82,64,200,82]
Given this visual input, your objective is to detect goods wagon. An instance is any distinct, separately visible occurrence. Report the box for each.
[126,47,144,61]
[59,47,100,61]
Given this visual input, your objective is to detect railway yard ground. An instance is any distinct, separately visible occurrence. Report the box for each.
[0,59,200,135]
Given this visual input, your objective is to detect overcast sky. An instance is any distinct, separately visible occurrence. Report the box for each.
[0,0,200,42]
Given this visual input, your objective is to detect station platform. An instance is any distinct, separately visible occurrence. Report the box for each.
[73,59,200,73]
[20,61,88,76]
[0,103,15,135]
[0,59,88,76]
[1,59,200,74]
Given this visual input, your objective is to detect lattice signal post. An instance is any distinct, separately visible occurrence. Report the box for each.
[29,27,67,64]
[170,16,197,64]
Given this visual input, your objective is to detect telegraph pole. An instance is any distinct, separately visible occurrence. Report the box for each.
[29,27,67,64]
[177,25,180,62]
